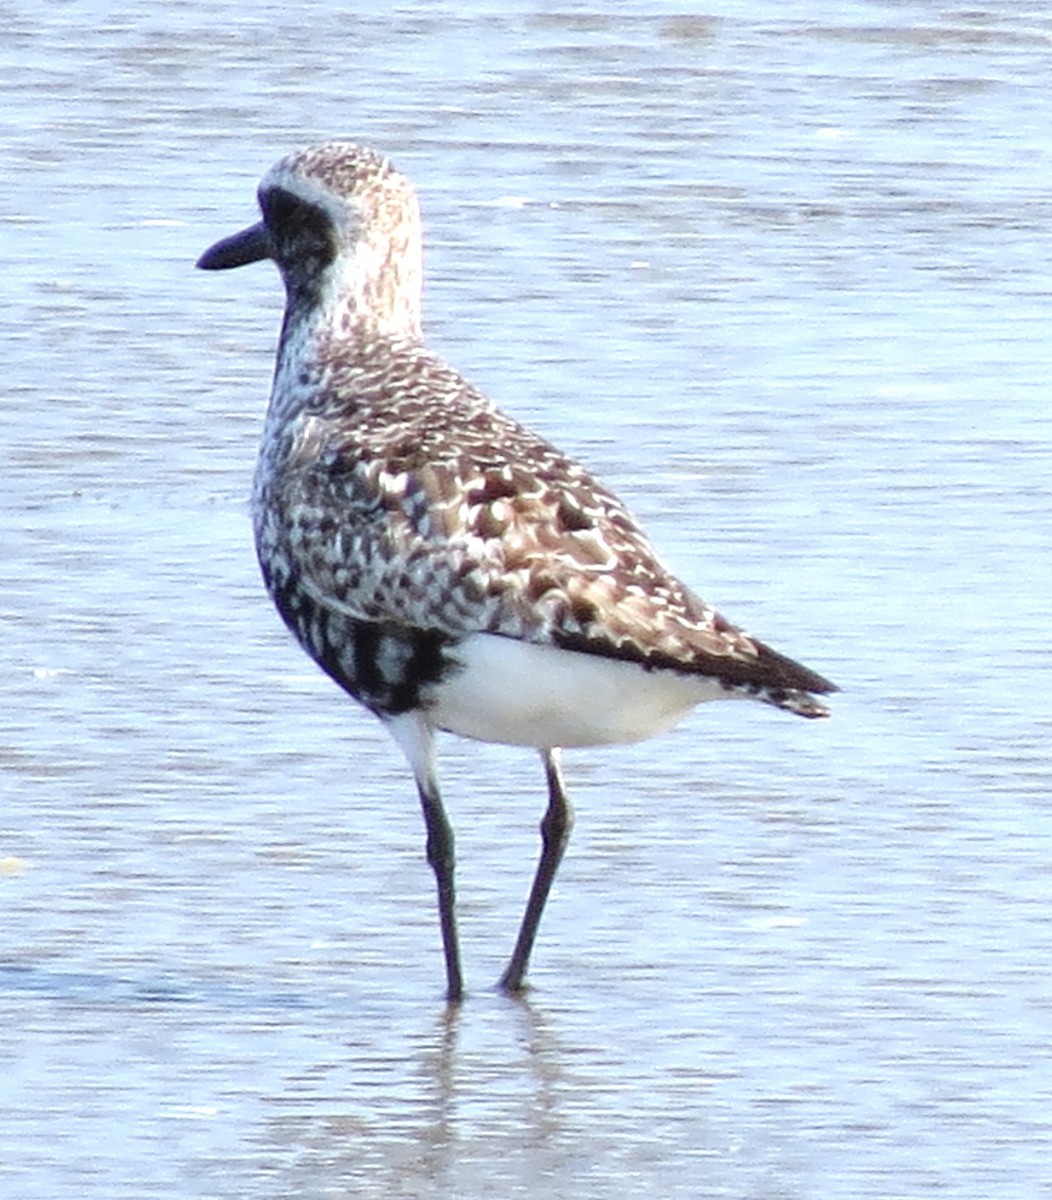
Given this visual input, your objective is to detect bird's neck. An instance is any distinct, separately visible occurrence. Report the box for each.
[267,248,424,426]
[279,229,422,350]
[294,228,422,335]
[342,230,424,341]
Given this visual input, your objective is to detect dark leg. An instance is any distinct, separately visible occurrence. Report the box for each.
[387,713,464,1004]
[417,777,464,1004]
[498,748,574,994]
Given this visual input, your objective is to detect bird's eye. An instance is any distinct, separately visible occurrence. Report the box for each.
[261,187,304,229]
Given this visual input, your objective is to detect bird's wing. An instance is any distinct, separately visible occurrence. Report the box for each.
[265,404,834,699]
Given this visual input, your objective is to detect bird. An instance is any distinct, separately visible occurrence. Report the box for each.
[197,140,837,1003]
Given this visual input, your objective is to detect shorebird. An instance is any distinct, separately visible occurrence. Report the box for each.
[198,141,836,1002]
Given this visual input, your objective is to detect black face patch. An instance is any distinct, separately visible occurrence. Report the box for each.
[261,186,337,279]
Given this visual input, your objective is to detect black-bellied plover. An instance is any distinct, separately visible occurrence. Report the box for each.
[198,141,836,1002]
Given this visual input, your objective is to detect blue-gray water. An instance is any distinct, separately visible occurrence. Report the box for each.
[4,3,1051,1197]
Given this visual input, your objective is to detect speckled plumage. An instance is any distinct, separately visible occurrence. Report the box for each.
[198,141,837,1000]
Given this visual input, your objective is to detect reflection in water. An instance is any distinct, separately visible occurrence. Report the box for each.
[259,998,580,1196]
[252,989,767,1197]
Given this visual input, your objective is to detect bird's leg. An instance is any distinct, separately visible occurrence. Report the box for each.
[498,747,574,994]
[386,712,463,1003]
[416,776,463,1004]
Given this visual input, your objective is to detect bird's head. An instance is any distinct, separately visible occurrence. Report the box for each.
[198,141,423,339]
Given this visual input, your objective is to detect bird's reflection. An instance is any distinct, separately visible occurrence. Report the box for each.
[257,991,575,1196]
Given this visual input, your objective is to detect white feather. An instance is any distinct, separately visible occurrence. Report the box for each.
[426,632,734,749]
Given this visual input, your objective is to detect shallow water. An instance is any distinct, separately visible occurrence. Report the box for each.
[3,2,1052,1197]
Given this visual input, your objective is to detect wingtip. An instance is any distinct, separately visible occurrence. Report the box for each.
[785,691,834,719]
[774,673,841,717]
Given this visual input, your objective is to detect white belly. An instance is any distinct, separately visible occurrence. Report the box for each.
[427,632,734,750]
